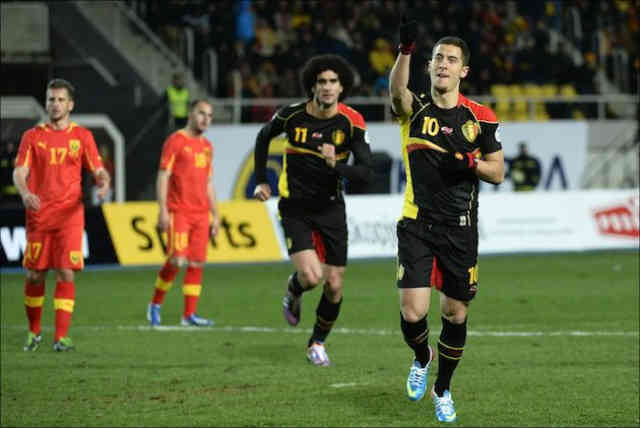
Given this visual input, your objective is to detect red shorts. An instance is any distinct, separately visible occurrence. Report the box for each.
[167,210,210,262]
[23,225,84,271]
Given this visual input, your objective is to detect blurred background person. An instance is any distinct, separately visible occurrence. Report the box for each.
[165,72,190,131]
[0,139,20,208]
[509,141,541,191]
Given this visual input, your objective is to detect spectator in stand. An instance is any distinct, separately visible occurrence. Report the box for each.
[158,0,188,60]
[181,3,211,79]
[277,67,300,98]
[131,0,636,106]
[369,38,395,78]
[574,51,599,118]
[235,0,256,44]
[472,41,495,95]
[253,17,278,60]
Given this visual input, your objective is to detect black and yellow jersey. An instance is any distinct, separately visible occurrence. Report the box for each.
[254,101,372,207]
[397,92,502,226]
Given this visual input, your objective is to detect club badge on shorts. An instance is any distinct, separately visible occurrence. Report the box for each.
[70,251,82,265]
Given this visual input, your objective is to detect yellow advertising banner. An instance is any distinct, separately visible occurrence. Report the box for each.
[101,201,283,265]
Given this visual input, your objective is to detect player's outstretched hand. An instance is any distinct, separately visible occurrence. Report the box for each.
[441,152,478,172]
[399,15,418,54]
[253,183,272,201]
[96,182,110,201]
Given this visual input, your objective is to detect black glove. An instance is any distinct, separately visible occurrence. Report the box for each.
[441,152,478,172]
[399,16,418,55]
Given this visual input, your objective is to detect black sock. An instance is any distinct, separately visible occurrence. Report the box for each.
[288,272,305,296]
[400,313,430,367]
[434,316,467,396]
[308,292,341,346]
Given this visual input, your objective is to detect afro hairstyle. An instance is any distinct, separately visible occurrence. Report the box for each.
[300,54,354,102]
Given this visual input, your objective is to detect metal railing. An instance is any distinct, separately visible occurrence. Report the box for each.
[582,122,639,189]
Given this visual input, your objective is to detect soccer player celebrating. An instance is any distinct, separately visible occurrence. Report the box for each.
[253,54,373,366]
[146,100,220,327]
[389,19,505,422]
[13,79,111,352]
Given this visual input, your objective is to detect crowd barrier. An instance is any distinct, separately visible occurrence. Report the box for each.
[1,190,637,268]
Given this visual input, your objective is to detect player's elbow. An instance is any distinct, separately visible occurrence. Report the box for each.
[388,84,405,101]
[489,170,505,184]
[12,167,26,184]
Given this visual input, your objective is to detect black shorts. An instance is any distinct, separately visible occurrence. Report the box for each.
[396,217,479,302]
[278,199,348,266]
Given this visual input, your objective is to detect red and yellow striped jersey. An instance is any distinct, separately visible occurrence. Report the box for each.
[159,130,213,213]
[16,122,103,230]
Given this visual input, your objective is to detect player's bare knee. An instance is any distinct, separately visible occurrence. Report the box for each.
[323,270,343,301]
[324,280,342,302]
[401,305,428,323]
[441,300,468,324]
[56,269,74,282]
[26,269,47,283]
[299,267,323,287]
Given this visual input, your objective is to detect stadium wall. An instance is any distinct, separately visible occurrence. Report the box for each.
[1,190,637,268]
[208,121,598,201]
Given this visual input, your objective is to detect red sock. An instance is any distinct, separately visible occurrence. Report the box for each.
[24,281,45,335]
[54,281,75,341]
[182,266,203,317]
[152,260,179,305]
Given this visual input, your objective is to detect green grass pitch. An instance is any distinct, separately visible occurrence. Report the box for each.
[1,251,638,427]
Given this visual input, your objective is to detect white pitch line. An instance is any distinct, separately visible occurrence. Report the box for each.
[1,324,638,337]
[330,382,365,388]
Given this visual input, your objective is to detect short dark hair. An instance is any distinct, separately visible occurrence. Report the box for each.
[47,78,75,101]
[189,99,211,111]
[300,54,354,101]
[433,36,470,66]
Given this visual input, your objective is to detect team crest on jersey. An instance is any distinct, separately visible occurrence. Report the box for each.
[461,120,479,143]
[37,141,47,149]
[70,251,82,265]
[68,139,81,157]
[332,129,345,146]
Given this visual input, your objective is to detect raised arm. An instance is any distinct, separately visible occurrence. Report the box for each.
[389,18,418,117]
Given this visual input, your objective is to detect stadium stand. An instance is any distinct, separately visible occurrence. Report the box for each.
[123,0,637,120]
[1,0,637,199]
